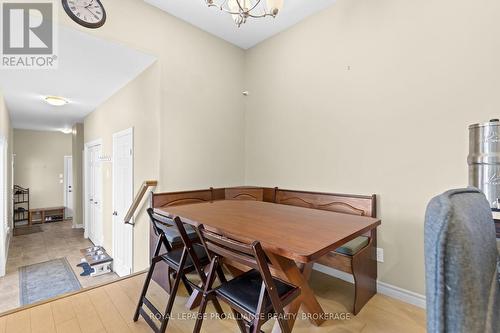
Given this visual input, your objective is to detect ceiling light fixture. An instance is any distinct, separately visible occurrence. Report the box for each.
[44,96,69,106]
[205,0,283,27]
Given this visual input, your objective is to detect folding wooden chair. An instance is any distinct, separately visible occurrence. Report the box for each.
[193,225,301,333]
[133,209,224,333]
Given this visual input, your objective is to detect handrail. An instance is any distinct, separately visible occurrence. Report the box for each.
[124,180,158,226]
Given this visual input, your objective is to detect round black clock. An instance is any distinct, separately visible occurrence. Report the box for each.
[62,0,106,29]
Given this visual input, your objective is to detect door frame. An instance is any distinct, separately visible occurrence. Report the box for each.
[63,155,73,219]
[0,137,7,277]
[84,139,103,245]
[112,127,134,276]
[0,136,8,277]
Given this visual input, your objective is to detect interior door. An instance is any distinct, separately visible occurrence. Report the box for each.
[64,156,73,219]
[87,143,102,246]
[112,128,133,277]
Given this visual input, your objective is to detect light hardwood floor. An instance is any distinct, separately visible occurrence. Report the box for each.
[0,220,118,313]
[0,269,426,333]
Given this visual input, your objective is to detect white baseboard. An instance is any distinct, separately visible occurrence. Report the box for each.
[313,263,426,309]
[72,224,84,229]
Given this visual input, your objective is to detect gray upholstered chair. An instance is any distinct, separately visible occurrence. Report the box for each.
[425,188,499,333]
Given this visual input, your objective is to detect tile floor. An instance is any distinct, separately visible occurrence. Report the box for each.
[0,220,119,313]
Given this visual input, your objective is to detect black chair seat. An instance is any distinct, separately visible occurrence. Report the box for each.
[162,243,209,270]
[215,269,299,315]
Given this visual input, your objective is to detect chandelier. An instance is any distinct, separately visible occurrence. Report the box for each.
[206,0,284,27]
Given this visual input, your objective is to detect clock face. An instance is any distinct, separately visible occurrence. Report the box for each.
[62,0,106,29]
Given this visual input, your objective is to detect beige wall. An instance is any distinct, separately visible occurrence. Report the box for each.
[77,0,245,272]
[13,130,72,209]
[84,65,160,272]
[244,0,500,295]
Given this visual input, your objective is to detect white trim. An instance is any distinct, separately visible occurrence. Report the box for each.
[79,148,85,229]
[83,147,88,239]
[313,263,426,309]
[84,139,103,246]
[112,127,134,276]
[10,153,14,232]
[377,280,426,309]
[63,155,73,220]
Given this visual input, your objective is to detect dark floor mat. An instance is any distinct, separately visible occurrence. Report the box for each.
[13,226,43,236]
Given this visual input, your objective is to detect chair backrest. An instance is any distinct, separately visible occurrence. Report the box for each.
[275,188,376,217]
[171,216,207,280]
[152,188,216,208]
[197,225,262,271]
[196,225,289,312]
[225,187,264,201]
[147,207,175,237]
[425,188,499,333]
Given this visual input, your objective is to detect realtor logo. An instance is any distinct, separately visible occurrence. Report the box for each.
[1,1,58,68]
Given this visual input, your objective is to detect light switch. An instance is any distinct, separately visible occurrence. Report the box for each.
[59,179,63,184]
[59,174,63,178]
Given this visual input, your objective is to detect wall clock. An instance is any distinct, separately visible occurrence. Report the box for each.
[62,0,106,29]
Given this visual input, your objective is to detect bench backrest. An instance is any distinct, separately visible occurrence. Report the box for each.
[152,187,375,218]
[152,188,216,208]
[275,188,376,218]
[225,187,264,201]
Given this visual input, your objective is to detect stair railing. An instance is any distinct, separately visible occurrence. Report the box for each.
[124,180,158,226]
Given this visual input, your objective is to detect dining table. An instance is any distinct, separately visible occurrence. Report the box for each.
[155,199,381,332]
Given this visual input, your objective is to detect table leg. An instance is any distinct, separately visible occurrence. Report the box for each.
[186,288,202,310]
[267,254,325,333]
[185,265,211,310]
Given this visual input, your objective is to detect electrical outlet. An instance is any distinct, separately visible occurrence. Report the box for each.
[376,248,384,263]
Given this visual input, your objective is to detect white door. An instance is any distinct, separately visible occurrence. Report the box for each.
[64,156,73,219]
[85,142,103,246]
[112,128,133,277]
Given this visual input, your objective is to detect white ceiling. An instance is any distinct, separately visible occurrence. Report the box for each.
[0,26,156,132]
[145,0,337,49]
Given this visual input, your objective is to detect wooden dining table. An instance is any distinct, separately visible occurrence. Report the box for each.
[155,199,381,332]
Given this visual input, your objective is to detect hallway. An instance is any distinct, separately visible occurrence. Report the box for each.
[0,221,118,313]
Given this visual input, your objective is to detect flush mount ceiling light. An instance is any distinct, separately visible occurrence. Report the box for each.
[205,0,284,27]
[44,96,69,106]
